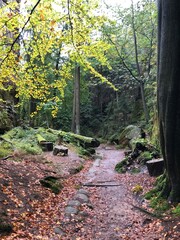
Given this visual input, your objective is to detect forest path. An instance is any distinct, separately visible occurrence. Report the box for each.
[77,145,161,240]
[61,144,164,240]
[83,145,137,239]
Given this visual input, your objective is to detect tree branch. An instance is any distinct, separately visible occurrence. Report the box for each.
[67,0,75,48]
[107,35,141,83]
[0,0,41,68]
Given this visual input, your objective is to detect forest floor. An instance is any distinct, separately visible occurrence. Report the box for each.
[0,144,179,239]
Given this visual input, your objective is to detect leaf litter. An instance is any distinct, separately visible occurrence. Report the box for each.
[0,145,179,239]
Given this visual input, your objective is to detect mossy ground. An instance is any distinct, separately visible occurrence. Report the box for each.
[144,173,180,217]
[0,127,60,157]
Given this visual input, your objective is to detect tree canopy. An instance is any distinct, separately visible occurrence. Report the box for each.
[0,0,113,117]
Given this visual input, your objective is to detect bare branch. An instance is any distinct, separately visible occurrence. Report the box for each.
[106,34,141,83]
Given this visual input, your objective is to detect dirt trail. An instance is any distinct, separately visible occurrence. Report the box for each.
[78,145,163,240]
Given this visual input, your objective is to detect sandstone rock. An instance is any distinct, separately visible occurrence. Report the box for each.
[65,206,78,215]
[77,189,90,197]
[74,193,89,203]
[68,200,81,207]
[54,227,65,235]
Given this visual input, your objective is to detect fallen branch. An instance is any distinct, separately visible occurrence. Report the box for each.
[95,180,117,183]
[0,155,13,160]
[83,183,122,187]
[132,204,162,219]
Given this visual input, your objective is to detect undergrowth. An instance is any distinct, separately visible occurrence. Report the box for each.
[0,142,13,158]
[172,203,180,216]
[0,127,59,156]
[145,174,180,217]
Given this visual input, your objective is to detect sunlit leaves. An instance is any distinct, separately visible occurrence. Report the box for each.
[0,0,113,118]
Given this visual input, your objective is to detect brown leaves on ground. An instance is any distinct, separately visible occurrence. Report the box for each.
[0,151,91,239]
[0,147,179,239]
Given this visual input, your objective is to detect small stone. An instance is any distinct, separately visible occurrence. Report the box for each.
[86,203,94,209]
[65,206,78,215]
[93,155,103,160]
[74,193,89,203]
[77,189,90,197]
[78,211,89,217]
[54,227,65,235]
[68,200,81,207]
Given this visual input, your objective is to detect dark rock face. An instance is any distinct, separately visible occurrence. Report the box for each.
[0,102,17,133]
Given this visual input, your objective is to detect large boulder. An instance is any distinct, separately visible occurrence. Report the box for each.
[118,125,142,148]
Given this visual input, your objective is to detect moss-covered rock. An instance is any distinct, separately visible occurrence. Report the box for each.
[115,157,129,173]
[115,139,160,174]
[137,151,152,164]
[39,176,63,194]
[118,125,142,148]
[69,165,84,174]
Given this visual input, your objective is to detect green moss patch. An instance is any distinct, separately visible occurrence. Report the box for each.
[0,141,13,158]
[39,176,63,194]
[172,204,180,216]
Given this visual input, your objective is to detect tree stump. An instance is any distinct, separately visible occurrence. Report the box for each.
[53,145,68,156]
[146,158,164,176]
[39,141,53,151]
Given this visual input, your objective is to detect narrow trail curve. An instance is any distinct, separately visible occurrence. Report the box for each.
[79,145,162,240]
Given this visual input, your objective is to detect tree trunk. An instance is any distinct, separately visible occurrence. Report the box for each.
[157,0,180,202]
[140,82,149,123]
[131,0,149,123]
[71,64,80,134]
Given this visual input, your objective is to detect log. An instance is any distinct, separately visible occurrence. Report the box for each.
[53,145,68,156]
[48,129,100,149]
[36,134,46,143]
[60,131,100,148]
[146,158,164,176]
[36,134,53,151]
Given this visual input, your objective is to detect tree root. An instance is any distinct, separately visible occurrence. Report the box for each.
[132,204,163,219]
[0,155,13,160]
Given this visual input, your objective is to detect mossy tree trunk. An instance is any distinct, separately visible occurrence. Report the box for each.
[157,0,180,203]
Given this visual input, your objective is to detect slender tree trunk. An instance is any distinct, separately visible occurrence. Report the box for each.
[71,64,80,134]
[131,0,149,123]
[71,84,76,132]
[157,0,180,202]
[75,65,80,134]
[140,82,149,124]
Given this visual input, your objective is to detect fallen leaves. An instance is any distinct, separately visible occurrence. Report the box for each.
[0,147,179,239]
